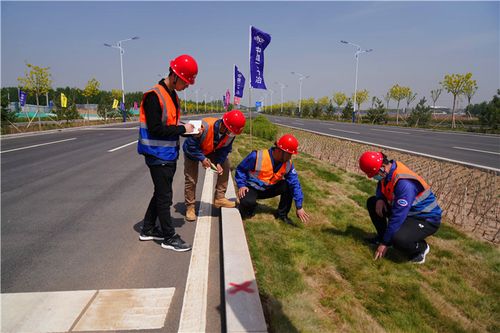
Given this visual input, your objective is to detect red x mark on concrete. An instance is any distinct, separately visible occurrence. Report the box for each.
[228,281,254,295]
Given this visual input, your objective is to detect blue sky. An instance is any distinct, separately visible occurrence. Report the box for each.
[1,1,498,108]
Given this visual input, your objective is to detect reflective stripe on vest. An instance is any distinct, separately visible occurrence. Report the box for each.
[248,150,291,190]
[199,118,232,156]
[137,84,181,160]
[381,161,438,216]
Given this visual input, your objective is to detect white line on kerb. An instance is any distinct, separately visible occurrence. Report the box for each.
[453,146,500,155]
[0,138,76,154]
[329,128,360,134]
[108,141,136,152]
[371,128,410,135]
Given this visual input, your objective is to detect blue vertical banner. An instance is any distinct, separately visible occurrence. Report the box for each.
[249,26,271,90]
[222,95,226,110]
[49,100,54,110]
[19,90,27,107]
[234,65,246,98]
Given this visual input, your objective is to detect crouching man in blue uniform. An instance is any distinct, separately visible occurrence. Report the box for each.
[235,134,310,225]
[359,151,442,264]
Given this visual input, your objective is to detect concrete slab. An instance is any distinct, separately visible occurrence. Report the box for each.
[73,288,175,331]
[1,290,95,333]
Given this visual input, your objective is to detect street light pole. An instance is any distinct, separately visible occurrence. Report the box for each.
[104,36,139,122]
[340,40,373,123]
[291,72,309,117]
[275,81,287,114]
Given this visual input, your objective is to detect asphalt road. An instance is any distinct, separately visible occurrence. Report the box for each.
[264,114,500,171]
[1,118,222,332]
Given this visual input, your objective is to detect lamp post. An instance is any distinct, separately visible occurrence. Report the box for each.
[275,81,287,114]
[340,40,372,123]
[194,89,200,113]
[104,36,139,122]
[268,88,275,113]
[291,72,309,117]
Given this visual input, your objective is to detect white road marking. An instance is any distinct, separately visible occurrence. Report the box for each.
[371,128,410,135]
[0,138,76,154]
[1,288,175,332]
[177,170,215,333]
[85,127,138,130]
[108,140,137,152]
[279,124,500,173]
[453,146,500,155]
[329,128,360,134]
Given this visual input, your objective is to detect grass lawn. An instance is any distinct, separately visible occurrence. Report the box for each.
[229,133,499,333]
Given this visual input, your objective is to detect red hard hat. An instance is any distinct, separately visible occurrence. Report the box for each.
[170,54,198,85]
[276,134,299,154]
[359,151,384,178]
[222,109,246,134]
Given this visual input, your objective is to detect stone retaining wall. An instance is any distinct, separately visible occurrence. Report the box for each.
[277,128,499,244]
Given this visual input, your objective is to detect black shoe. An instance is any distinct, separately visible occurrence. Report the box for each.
[409,244,430,264]
[161,234,192,252]
[274,213,294,226]
[139,227,164,241]
[239,207,256,220]
[364,236,381,246]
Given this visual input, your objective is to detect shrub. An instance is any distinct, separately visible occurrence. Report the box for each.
[243,115,278,141]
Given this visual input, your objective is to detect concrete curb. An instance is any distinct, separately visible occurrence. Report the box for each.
[221,176,267,333]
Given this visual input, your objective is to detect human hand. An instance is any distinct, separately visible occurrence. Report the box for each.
[296,208,310,223]
[201,158,211,169]
[375,200,387,217]
[194,124,205,138]
[216,163,223,175]
[374,244,388,260]
[238,187,249,199]
[184,123,195,133]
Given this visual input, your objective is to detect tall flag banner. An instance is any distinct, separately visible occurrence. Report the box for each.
[120,101,125,110]
[222,95,226,109]
[133,101,138,109]
[19,90,27,107]
[112,99,119,109]
[249,26,271,90]
[225,89,231,110]
[49,100,54,110]
[60,93,68,108]
[234,65,246,99]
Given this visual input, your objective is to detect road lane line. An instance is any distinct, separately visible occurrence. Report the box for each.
[0,138,76,154]
[177,170,215,332]
[107,140,137,152]
[371,128,410,135]
[453,146,500,155]
[279,124,500,173]
[329,128,360,134]
[85,127,138,130]
[1,288,175,332]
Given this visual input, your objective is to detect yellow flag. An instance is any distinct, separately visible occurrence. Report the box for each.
[112,99,119,109]
[60,93,67,108]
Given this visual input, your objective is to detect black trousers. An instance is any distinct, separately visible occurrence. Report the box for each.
[366,196,439,257]
[239,180,293,218]
[142,163,177,238]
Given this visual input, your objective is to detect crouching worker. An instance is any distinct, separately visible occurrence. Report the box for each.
[236,134,310,225]
[183,109,246,221]
[359,151,442,264]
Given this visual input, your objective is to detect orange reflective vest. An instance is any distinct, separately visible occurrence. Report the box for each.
[199,118,232,156]
[380,161,440,217]
[248,149,292,191]
[137,84,181,160]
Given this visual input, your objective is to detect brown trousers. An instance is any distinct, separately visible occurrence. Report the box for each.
[184,154,230,207]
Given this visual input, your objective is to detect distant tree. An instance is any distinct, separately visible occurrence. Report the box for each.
[472,89,500,130]
[441,72,475,128]
[383,91,391,109]
[407,98,432,127]
[366,98,388,124]
[1,89,18,131]
[300,98,315,118]
[18,63,53,129]
[389,84,407,125]
[371,96,377,109]
[430,88,442,108]
[316,96,330,118]
[332,92,347,115]
[342,99,354,121]
[82,78,101,105]
[463,78,478,119]
[352,89,369,114]
[404,89,417,112]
